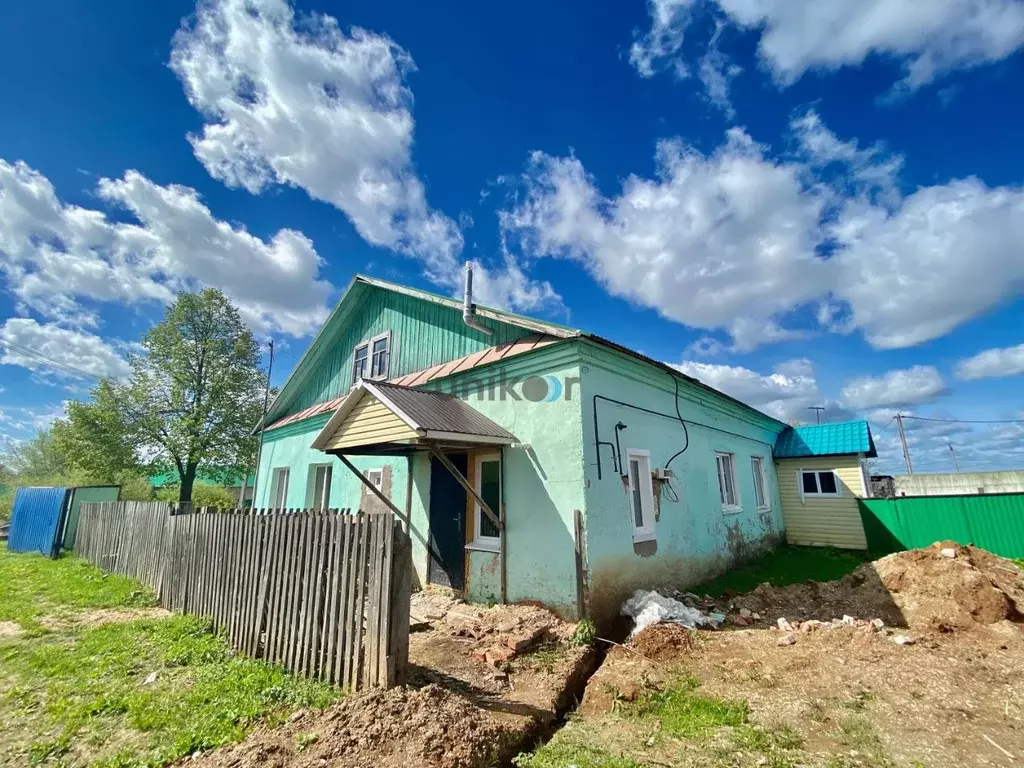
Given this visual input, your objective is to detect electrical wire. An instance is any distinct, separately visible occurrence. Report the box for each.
[0,338,106,383]
[900,415,1024,425]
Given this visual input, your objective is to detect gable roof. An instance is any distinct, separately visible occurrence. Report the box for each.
[261,275,579,428]
[311,380,517,452]
[774,421,877,459]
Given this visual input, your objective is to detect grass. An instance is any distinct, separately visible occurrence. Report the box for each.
[0,548,156,631]
[691,545,870,598]
[514,737,643,768]
[623,677,747,739]
[0,546,342,766]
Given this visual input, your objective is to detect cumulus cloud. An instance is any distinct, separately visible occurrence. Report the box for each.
[955,343,1024,380]
[630,0,1024,92]
[840,366,947,409]
[0,159,334,337]
[171,0,557,311]
[0,318,131,382]
[502,111,1024,350]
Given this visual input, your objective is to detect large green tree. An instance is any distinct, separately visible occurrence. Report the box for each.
[58,290,264,503]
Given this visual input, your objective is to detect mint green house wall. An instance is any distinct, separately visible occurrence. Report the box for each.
[419,343,586,617]
[578,342,786,624]
[62,485,120,550]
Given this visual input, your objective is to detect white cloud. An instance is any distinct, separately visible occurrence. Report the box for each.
[715,0,1024,91]
[171,0,558,311]
[955,343,1024,380]
[697,20,742,119]
[630,0,1024,93]
[673,357,854,423]
[0,318,131,382]
[629,0,696,78]
[0,159,334,337]
[503,129,832,352]
[840,366,947,409]
[503,111,1024,350]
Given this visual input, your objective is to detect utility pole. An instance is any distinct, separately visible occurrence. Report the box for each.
[250,340,275,506]
[808,406,825,425]
[949,442,960,473]
[895,413,913,475]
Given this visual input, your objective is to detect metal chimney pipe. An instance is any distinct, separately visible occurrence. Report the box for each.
[462,262,493,336]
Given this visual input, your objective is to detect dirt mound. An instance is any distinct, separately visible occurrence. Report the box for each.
[187,685,516,768]
[736,542,1024,633]
[630,624,695,661]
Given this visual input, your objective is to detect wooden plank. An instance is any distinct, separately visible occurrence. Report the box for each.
[351,512,370,690]
[252,513,276,658]
[378,513,395,686]
[340,515,359,689]
[305,512,327,678]
[387,523,413,686]
[269,511,293,664]
[333,514,353,686]
[295,511,316,676]
[364,513,382,687]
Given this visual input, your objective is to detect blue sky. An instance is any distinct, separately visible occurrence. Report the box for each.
[1,0,1023,475]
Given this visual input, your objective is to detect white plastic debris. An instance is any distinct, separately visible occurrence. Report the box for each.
[621,590,720,636]
[893,634,916,646]
[940,547,957,559]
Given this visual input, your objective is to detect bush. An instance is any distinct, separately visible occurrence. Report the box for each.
[0,485,14,524]
[155,482,238,509]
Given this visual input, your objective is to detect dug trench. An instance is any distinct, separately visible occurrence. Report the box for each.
[185,543,1024,767]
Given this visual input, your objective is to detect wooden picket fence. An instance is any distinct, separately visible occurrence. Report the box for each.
[75,501,412,690]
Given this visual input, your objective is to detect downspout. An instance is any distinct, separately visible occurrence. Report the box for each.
[462,263,494,337]
[500,445,507,605]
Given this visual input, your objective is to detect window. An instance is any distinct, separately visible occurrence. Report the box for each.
[364,468,383,490]
[351,331,391,385]
[627,449,656,542]
[269,467,290,509]
[307,464,332,509]
[472,454,502,548]
[716,452,740,511]
[751,456,769,509]
[800,470,841,497]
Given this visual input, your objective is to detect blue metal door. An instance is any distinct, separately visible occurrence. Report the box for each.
[8,487,71,556]
[427,453,468,590]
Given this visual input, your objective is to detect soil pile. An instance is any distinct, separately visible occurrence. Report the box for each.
[735,542,1024,633]
[186,684,516,768]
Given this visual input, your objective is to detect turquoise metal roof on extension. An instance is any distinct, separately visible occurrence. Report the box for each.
[773,420,877,459]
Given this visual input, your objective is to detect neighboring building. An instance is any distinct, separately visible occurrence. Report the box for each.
[890,470,1024,497]
[149,471,256,506]
[774,422,876,550]
[254,273,874,622]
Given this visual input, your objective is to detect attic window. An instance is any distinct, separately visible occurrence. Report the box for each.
[352,331,391,384]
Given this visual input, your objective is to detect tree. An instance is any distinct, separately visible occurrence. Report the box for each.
[72,290,263,503]
[52,380,142,483]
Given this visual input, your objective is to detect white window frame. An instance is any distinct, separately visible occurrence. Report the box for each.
[626,449,657,543]
[351,330,392,385]
[716,452,741,513]
[799,469,842,499]
[470,453,502,552]
[751,456,770,510]
[269,467,290,510]
[364,468,383,490]
[306,463,333,509]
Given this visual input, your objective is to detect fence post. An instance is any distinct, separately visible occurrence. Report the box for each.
[386,521,412,686]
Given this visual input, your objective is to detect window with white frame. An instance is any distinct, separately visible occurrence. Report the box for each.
[800,470,841,497]
[472,454,502,548]
[715,452,741,511]
[307,464,332,509]
[751,456,769,509]
[351,331,391,384]
[269,467,290,509]
[627,449,656,542]
[364,468,383,490]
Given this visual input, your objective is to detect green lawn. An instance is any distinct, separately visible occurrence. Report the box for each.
[0,546,341,767]
[690,545,870,598]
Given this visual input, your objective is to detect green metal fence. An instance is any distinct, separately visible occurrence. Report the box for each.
[858,493,1024,558]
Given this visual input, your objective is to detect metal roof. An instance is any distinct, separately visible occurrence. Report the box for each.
[774,421,877,459]
[370,381,517,441]
[310,380,517,452]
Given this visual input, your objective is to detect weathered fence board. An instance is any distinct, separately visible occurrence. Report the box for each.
[76,501,410,690]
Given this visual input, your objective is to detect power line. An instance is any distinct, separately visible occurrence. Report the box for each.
[0,338,107,383]
[901,415,1024,426]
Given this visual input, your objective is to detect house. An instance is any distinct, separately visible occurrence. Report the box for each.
[253,271,875,623]
[773,422,877,550]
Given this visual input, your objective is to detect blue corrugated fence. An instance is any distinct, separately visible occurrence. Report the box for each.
[7,486,71,556]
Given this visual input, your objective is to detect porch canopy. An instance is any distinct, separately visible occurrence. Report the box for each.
[310,379,517,456]
[310,379,514,561]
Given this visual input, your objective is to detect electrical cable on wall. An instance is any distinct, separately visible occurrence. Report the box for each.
[665,371,690,471]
